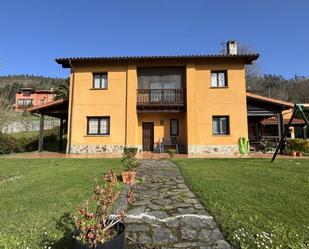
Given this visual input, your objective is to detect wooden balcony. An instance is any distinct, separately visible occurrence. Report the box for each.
[137,89,185,112]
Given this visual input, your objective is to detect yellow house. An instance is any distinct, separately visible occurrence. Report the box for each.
[55,42,259,155]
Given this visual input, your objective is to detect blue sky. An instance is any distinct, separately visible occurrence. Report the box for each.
[0,0,308,78]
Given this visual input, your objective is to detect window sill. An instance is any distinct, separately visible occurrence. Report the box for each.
[89,88,108,90]
[210,86,229,89]
[212,134,231,137]
[84,135,110,137]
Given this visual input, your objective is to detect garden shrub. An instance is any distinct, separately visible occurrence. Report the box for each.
[122,147,140,171]
[167,148,176,157]
[0,127,60,154]
[123,147,138,158]
[287,138,309,153]
[0,133,19,155]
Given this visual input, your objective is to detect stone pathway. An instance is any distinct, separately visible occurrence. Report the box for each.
[124,160,231,249]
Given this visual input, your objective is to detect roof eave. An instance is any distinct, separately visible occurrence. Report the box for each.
[55,54,259,68]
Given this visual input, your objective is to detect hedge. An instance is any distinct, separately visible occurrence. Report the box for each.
[287,138,309,153]
[0,127,60,155]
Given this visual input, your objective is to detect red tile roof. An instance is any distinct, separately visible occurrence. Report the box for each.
[27,98,67,112]
[261,117,305,125]
[246,92,294,108]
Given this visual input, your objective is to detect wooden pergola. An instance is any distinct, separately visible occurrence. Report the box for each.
[28,99,68,152]
[246,93,294,150]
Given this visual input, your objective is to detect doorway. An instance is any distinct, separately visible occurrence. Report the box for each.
[142,122,154,151]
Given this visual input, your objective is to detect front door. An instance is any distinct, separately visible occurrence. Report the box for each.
[142,122,154,151]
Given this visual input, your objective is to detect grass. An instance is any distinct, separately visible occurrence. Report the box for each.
[173,158,309,249]
[0,158,123,249]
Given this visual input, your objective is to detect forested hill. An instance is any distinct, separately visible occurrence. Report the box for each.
[0,74,66,90]
[246,74,309,104]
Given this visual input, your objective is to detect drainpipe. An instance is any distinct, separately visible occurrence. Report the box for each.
[67,59,75,154]
[124,66,128,148]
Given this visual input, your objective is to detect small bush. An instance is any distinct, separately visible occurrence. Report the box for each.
[122,147,140,171]
[287,138,309,153]
[0,133,19,155]
[167,149,176,157]
[123,147,138,158]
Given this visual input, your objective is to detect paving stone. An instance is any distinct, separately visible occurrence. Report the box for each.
[152,227,177,245]
[181,216,208,229]
[128,206,147,215]
[194,203,205,209]
[147,210,169,219]
[177,207,196,214]
[184,198,199,204]
[165,218,180,228]
[181,226,198,241]
[211,229,224,240]
[199,229,212,241]
[216,240,231,249]
[124,160,230,249]
[148,203,163,211]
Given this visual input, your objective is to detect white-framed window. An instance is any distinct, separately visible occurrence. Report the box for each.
[212,116,229,135]
[93,73,108,89]
[17,99,33,106]
[211,71,227,87]
[87,117,110,135]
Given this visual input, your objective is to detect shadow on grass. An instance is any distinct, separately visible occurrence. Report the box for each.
[39,212,75,249]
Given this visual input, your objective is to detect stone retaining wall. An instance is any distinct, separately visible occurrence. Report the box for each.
[70,144,142,154]
[188,145,239,155]
[2,120,60,134]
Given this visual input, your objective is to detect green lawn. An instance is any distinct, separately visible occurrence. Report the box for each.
[173,158,309,249]
[0,158,122,249]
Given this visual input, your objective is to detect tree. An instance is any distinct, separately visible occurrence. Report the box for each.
[20,108,33,132]
[0,84,17,132]
[219,40,262,79]
[54,79,70,100]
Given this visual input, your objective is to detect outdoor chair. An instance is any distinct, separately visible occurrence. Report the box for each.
[159,136,179,153]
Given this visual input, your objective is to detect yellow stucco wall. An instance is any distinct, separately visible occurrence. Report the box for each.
[69,65,128,146]
[67,60,248,153]
[186,62,248,146]
[137,113,187,146]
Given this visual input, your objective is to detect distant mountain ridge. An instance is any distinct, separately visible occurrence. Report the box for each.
[0,74,66,90]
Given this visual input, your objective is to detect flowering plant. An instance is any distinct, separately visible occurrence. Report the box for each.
[74,170,125,248]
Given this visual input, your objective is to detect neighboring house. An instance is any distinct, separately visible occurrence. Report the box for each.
[53,41,260,155]
[15,88,56,112]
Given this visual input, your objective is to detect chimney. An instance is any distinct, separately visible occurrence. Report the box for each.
[227,40,237,55]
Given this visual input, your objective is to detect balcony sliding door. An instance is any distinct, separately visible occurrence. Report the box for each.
[137,67,185,105]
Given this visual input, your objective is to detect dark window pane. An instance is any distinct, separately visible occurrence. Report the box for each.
[170,119,179,136]
[212,116,229,135]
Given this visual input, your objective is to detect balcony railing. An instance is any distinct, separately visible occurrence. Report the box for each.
[137,89,185,106]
